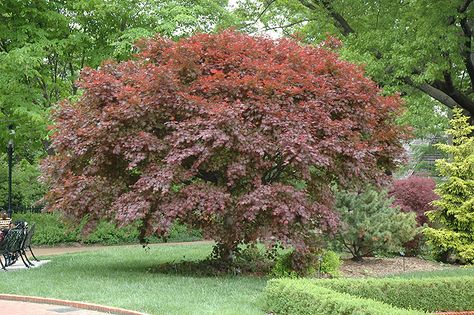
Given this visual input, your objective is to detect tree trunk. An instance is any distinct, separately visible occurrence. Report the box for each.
[351,255,364,262]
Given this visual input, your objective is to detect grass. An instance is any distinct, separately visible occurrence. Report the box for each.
[0,242,267,315]
[1,241,471,314]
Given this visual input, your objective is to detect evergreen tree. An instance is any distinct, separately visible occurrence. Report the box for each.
[333,187,417,261]
[424,108,474,263]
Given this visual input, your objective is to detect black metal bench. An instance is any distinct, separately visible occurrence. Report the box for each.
[0,223,39,270]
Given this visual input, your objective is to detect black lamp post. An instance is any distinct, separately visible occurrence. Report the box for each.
[7,124,14,219]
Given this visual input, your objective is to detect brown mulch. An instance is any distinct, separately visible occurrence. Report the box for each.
[340,256,457,278]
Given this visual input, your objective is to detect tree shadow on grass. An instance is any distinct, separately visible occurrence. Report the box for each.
[146,257,273,277]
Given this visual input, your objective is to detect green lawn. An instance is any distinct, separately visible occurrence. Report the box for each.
[0,243,267,315]
[2,242,471,315]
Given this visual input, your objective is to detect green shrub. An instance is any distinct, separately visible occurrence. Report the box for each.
[164,222,202,242]
[270,250,341,278]
[13,212,202,246]
[264,278,425,315]
[321,250,342,277]
[332,187,418,261]
[83,221,140,245]
[317,276,474,312]
[424,108,474,263]
[270,250,298,278]
[14,212,80,245]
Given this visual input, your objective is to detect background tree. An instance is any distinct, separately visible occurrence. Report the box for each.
[42,31,406,266]
[0,0,236,211]
[0,0,235,160]
[424,108,474,263]
[333,187,417,261]
[234,0,471,130]
[0,155,46,210]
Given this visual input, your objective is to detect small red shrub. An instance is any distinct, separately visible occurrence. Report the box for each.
[389,176,438,226]
[389,176,439,255]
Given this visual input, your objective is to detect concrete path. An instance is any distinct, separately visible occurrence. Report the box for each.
[0,295,147,315]
[5,259,50,271]
[33,240,213,257]
[1,300,112,315]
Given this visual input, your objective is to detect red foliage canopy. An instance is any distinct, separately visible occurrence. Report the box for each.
[42,31,406,257]
[389,176,439,226]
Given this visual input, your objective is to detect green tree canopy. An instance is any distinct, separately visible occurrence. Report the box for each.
[0,0,235,160]
[234,0,472,132]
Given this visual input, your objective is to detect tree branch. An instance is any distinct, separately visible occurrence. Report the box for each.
[239,0,277,29]
[298,0,354,36]
[432,75,474,113]
[460,0,473,13]
[341,238,356,258]
[317,0,354,36]
[262,18,319,32]
[403,77,457,109]
[459,15,474,90]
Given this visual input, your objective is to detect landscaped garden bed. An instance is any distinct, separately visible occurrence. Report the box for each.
[339,256,457,278]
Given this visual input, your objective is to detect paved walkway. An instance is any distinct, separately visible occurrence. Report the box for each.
[33,240,212,257]
[0,295,147,315]
[1,300,111,315]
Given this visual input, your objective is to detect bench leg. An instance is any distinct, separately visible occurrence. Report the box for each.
[29,246,40,262]
[22,250,34,266]
[0,257,6,271]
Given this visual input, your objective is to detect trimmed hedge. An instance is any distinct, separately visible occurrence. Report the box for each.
[317,277,474,312]
[264,278,425,315]
[13,212,202,246]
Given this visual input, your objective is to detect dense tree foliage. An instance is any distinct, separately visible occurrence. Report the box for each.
[424,108,474,263]
[1,0,235,210]
[42,31,406,263]
[0,155,46,209]
[389,176,438,227]
[0,0,234,160]
[389,176,439,255]
[235,0,470,129]
[333,187,417,261]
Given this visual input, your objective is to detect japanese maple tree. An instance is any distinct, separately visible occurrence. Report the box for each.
[389,176,438,227]
[41,31,406,265]
[389,176,439,255]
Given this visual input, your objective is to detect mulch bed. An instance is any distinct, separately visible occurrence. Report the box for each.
[340,256,457,278]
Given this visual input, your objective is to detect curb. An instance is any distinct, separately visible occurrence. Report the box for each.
[0,294,148,315]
